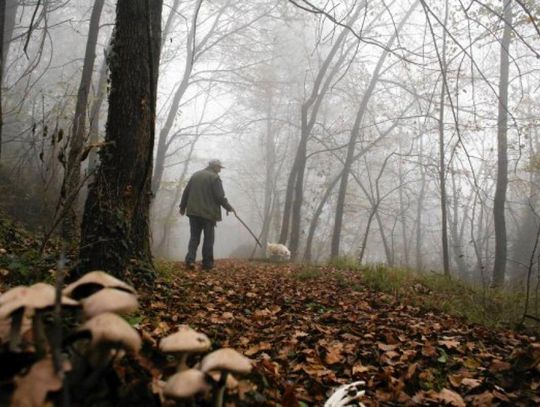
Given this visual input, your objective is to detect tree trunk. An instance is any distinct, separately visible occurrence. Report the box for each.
[78,0,162,278]
[260,92,277,254]
[415,135,427,271]
[397,149,410,267]
[303,172,341,262]
[2,0,16,74]
[87,51,109,175]
[375,210,394,266]
[492,0,512,287]
[438,0,451,276]
[279,4,365,254]
[449,166,469,277]
[0,0,5,161]
[331,2,418,257]
[62,0,106,241]
[278,159,296,245]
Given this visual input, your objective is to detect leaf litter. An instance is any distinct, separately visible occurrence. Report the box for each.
[133,259,538,406]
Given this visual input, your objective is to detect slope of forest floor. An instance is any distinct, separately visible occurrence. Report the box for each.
[0,207,539,406]
[133,259,540,406]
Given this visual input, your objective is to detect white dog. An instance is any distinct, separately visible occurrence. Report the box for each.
[266,243,291,261]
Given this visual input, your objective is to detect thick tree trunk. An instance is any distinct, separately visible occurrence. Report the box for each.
[0,0,5,161]
[492,0,512,287]
[62,0,106,241]
[78,0,162,278]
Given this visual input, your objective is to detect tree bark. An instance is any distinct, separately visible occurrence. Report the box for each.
[78,0,162,278]
[87,51,109,175]
[492,0,512,287]
[62,0,106,241]
[0,0,5,161]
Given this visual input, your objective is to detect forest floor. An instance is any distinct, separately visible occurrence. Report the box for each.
[133,259,540,406]
[0,207,539,406]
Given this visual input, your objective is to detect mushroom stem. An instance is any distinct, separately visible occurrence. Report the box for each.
[177,353,188,372]
[32,312,47,357]
[82,345,115,391]
[213,371,229,407]
[87,343,113,369]
[9,308,24,352]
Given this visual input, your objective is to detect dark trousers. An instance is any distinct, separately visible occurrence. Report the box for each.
[185,216,215,269]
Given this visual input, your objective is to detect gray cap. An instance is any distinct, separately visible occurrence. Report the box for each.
[208,159,224,168]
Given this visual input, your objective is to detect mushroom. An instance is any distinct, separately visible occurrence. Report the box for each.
[163,368,212,405]
[159,325,211,371]
[200,348,252,407]
[80,288,138,318]
[78,312,141,367]
[207,370,238,390]
[0,283,78,352]
[63,271,135,300]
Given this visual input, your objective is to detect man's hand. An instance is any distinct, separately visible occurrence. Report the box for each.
[179,208,185,216]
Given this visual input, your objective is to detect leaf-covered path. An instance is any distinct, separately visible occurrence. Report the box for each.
[137,259,539,406]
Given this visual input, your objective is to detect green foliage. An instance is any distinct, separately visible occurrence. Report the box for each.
[0,249,56,286]
[155,259,185,282]
[292,264,323,281]
[360,263,414,294]
[358,264,532,330]
[326,256,361,270]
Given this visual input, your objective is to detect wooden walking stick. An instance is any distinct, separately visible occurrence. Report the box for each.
[234,213,263,248]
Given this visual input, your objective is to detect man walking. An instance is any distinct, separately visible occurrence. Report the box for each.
[180,159,235,270]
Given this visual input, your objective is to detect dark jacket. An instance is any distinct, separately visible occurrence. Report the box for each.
[180,167,234,222]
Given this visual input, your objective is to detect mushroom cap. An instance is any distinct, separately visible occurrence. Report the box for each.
[0,286,28,306]
[159,325,211,353]
[63,271,135,299]
[81,288,138,318]
[163,369,211,400]
[200,348,252,375]
[0,283,78,319]
[79,312,141,353]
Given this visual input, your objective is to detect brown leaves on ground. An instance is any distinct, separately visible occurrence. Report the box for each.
[135,259,539,406]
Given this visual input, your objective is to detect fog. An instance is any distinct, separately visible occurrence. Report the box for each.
[1,0,540,288]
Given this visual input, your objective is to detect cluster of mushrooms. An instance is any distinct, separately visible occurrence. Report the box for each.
[0,271,252,407]
[159,326,252,406]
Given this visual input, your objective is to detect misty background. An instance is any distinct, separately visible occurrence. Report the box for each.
[1,0,540,288]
